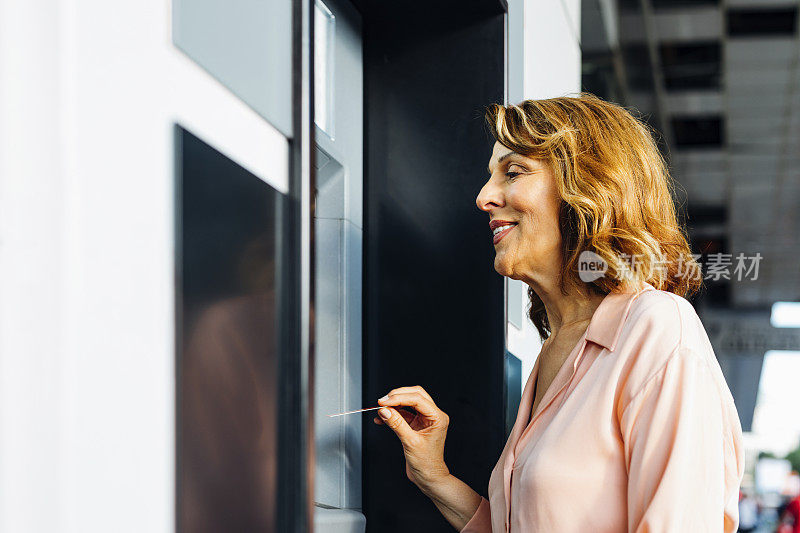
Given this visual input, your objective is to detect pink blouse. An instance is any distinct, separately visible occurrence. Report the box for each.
[461,282,745,532]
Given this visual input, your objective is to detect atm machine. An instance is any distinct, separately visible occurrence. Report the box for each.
[0,0,507,528]
[175,0,506,531]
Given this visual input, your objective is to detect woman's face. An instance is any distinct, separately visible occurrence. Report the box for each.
[477,141,563,281]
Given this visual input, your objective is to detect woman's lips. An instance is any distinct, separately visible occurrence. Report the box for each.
[493,224,517,245]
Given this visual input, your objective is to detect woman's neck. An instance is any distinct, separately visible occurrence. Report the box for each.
[527,281,605,339]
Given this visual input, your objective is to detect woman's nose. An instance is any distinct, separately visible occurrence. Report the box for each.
[476,180,504,212]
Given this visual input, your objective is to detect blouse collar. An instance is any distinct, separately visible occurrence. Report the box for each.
[584,281,656,352]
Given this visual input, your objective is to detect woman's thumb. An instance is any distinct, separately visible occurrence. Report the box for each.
[378,407,414,442]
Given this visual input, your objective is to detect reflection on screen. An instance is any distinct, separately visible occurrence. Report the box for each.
[176,126,279,533]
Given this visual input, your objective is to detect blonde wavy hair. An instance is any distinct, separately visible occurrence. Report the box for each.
[485,92,703,340]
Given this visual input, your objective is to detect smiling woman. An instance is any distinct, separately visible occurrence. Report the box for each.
[375,93,744,533]
[480,145,565,286]
[482,93,703,341]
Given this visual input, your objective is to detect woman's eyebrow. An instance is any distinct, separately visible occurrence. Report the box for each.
[486,151,519,174]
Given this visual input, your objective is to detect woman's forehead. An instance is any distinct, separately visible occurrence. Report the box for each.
[490,141,511,158]
[487,144,543,172]
[488,144,519,167]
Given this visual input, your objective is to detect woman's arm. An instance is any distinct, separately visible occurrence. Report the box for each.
[619,345,744,532]
[413,471,484,530]
[375,386,491,531]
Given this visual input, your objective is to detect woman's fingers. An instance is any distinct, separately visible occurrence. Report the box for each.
[385,385,435,404]
[378,391,440,420]
[377,407,416,442]
[374,387,451,490]
[373,408,415,426]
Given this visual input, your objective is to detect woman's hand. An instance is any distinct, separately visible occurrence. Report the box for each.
[374,385,451,490]
[374,386,485,531]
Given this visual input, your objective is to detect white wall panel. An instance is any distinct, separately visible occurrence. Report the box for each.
[0,0,290,531]
[0,1,62,531]
[523,0,581,101]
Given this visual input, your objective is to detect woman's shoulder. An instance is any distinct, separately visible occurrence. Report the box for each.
[613,288,744,477]
[625,287,711,354]
[618,288,681,350]
[613,287,719,399]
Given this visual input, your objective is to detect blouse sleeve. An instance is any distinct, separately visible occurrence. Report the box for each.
[460,496,492,533]
[619,345,743,533]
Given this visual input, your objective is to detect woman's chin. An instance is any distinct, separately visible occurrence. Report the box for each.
[493,255,515,278]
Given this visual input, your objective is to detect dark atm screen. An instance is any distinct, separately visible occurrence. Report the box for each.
[176,126,280,533]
